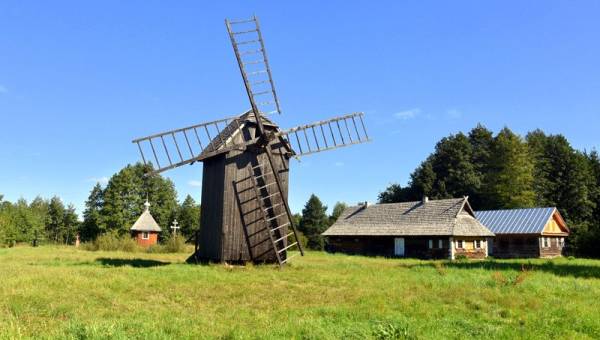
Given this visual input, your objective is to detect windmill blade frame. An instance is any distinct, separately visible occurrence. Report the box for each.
[132,114,252,175]
[226,16,282,118]
[278,112,371,158]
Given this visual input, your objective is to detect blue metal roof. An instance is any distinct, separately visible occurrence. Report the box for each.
[475,208,555,234]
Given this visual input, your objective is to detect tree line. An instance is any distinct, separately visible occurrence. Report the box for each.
[379,124,600,257]
[0,163,201,247]
[0,195,78,246]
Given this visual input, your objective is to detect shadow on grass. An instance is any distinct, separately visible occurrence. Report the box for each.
[402,260,600,279]
[96,258,170,268]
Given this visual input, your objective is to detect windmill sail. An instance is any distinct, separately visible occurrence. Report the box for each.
[132,114,250,174]
[226,16,282,117]
[278,112,371,157]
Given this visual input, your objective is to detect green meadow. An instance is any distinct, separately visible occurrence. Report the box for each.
[1,246,599,339]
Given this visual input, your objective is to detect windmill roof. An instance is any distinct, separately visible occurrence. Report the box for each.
[475,207,566,235]
[199,110,283,159]
[322,197,494,237]
[130,209,161,232]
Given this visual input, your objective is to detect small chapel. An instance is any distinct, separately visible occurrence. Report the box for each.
[130,200,161,247]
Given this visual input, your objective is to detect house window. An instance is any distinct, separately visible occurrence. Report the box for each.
[457,240,464,249]
[475,240,482,249]
[428,239,433,249]
[542,237,550,248]
[559,238,565,247]
[142,232,150,240]
[438,239,443,249]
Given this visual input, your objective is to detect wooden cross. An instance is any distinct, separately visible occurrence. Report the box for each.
[170,219,180,236]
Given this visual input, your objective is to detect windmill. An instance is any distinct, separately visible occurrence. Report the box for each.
[131,16,371,265]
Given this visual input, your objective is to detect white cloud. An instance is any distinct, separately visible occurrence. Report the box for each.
[188,180,202,187]
[334,161,344,167]
[0,85,7,94]
[394,108,420,120]
[447,109,462,119]
[87,176,109,185]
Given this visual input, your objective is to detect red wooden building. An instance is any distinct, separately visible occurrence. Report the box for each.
[130,201,161,247]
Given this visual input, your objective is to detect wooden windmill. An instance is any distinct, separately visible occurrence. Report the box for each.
[132,16,371,265]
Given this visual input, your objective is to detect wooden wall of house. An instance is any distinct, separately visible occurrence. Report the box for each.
[327,236,451,259]
[453,236,487,259]
[197,121,290,263]
[492,235,540,258]
[539,237,564,258]
[133,231,158,247]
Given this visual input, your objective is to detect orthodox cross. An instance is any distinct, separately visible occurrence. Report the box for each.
[170,219,180,236]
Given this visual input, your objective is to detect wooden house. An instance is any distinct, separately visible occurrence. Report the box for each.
[475,207,569,258]
[322,197,494,259]
[130,201,161,247]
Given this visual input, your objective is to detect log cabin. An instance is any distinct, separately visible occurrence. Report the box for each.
[475,207,569,258]
[322,197,494,259]
[130,200,161,247]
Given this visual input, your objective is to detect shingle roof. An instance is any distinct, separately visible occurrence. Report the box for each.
[199,110,283,159]
[475,207,559,235]
[130,202,161,232]
[322,197,494,237]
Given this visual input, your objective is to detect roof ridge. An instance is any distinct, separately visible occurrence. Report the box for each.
[475,207,556,213]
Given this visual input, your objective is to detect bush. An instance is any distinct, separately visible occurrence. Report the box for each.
[82,232,141,252]
[455,254,468,261]
[164,235,186,253]
[82,232,188,253]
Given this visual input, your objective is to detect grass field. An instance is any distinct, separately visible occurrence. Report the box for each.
[1,246,600,339]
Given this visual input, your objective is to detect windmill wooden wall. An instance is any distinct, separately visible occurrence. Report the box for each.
[196,120,290,263]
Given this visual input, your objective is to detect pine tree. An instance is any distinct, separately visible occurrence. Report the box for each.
[409,158,436,199]
[81,183,104,241]
[46,196,65,243]
[62,204,79,244]
[299,194,328,250]
[329,202,348,225]
[29,196,48,244]
[485,128,535,208]
[378,184,414,203]
[177,195,200,239]
[468,124,494,209]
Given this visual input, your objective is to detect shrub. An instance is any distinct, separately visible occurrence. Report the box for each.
[83,232,140,252]
[146,235,187,253]
[455,254,468,261]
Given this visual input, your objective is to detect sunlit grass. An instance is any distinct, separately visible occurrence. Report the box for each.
[1,246,599,339]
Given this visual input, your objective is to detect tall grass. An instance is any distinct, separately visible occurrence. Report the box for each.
[82,233,188,253]
[0,246,599,339]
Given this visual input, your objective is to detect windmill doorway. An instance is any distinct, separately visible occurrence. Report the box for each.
[394,238,405,257]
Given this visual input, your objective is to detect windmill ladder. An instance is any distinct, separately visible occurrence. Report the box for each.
[247,160,304,266]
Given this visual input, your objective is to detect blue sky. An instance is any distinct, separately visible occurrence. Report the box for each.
[1,1,599,216]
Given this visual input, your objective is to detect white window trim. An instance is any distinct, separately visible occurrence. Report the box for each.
[142,232,150,240]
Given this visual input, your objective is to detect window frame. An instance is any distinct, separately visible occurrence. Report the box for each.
[475,240,482,249]
[542,237,550,248]
[142,231,150,240]
[438,239,443,249]
[457,240,464,249]
[428,239,433,249]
